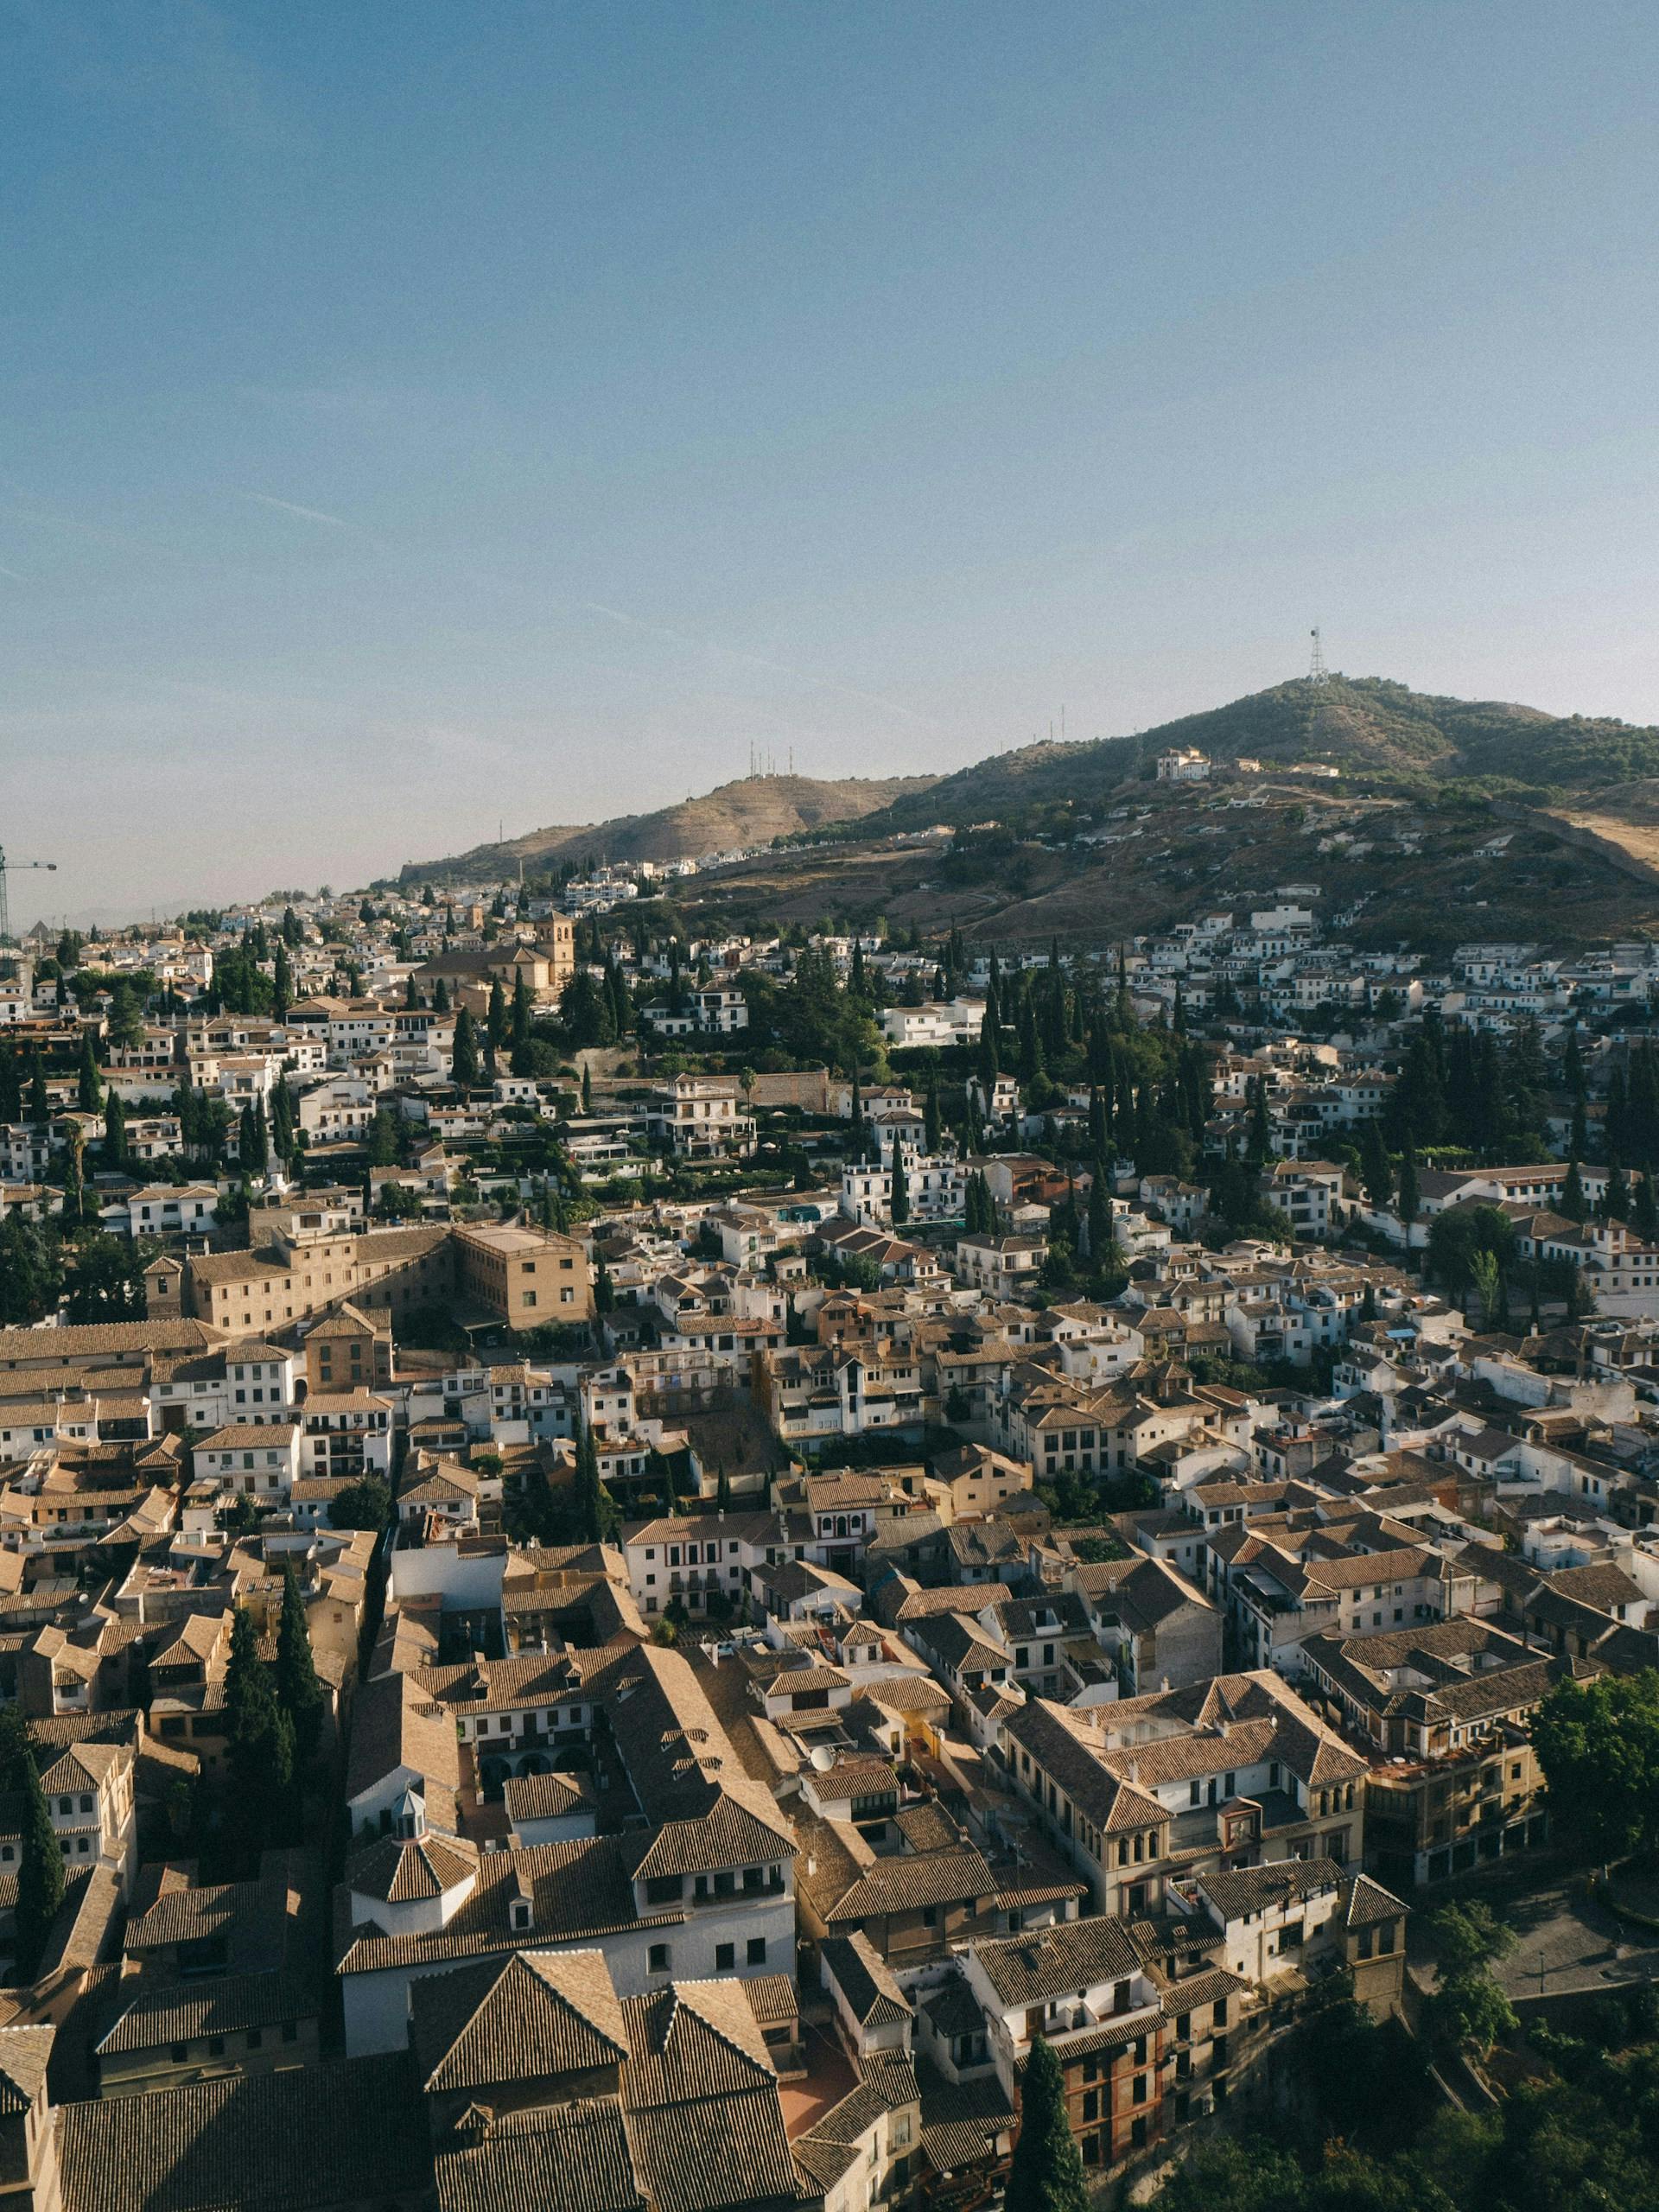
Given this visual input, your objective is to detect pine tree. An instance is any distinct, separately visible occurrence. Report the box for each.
[75,1031,102,1114]
[276,1564,323,1770]
[452,1007,480,1087]
[1006,2037,1089,2212]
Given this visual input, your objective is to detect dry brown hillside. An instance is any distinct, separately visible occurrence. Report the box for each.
[401,772,937,881]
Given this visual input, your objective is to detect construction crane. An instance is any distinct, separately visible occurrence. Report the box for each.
[0,849,58,948]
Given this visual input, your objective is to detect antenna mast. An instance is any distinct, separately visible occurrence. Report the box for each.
[1307,627,1330,687]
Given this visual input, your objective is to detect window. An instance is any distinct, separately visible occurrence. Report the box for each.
[170,2044,188,2064]
[282,2023,298,2044]
[648,1943,672,1974]
[747,1936,767,1965]
[715,1942,735,1971]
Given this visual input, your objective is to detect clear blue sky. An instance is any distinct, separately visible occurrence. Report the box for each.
[4,1,1657,924]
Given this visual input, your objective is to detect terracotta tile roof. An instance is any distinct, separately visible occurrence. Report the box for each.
[970,1918,1142,2008]
[346,1828,479,1906]
[96,1968,316,2056]
[821,1931,913,2029]
[433,2095,641,2212]
[55,2052,429,2212]
[412,1948,629,2094]
[0,2024,52,2113]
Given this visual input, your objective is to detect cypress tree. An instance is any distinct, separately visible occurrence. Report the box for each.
[1604,1158,1631,1224]
[486,977,508,1052]
[103,1089,127,1167]
[27,1055,48,1124]
[76,1032,102,1113]
[276,1564,323,1770]
[6,1719,63,1980]
[0,1051,20,1126]
[1562,1159,1588,1224]
[452,1007,480,1087]
[1006,2037,1089,2212]
[1397,1144,1421,1226]
[433,976,451,1013]
[1359,1121,1393,1207]
[890,1151,910,1226]
[924,1079,941,1154]
[716,1465,732,1513]
[1636,1167,1659,1245]
[511,971,533,1073]
[225,1607,295,1865]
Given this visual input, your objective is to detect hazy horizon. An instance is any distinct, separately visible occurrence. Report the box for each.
[7,1,1659,926]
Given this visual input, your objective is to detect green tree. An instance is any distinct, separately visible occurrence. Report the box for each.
[1427,1204,1515,1299]
[1358,1121,1393,1207]
[1430,1900,1516,1978]
[102,1087,127,1168]
[571,1418,618,1543]
[62,1234,146,1322]
[1532,1669,1659,1866]
[452,1006,480,1087]
[367,1109,400,1167]
[238,1100,269,1177]
[1423,1968,1516,2061]
[276,1564,324,1770]
[75,1031,102,1113]
[890,1151,910,1225]
[224,1607,295,1864]
[106,977,144,1052]
[1006,2037,1089,2212]
[3,1717,64,1980]
[1561,1158,1588,1223]
[0,1216,60,1325]
[1396,1142,1421,1226]
[329,1476,391,1531]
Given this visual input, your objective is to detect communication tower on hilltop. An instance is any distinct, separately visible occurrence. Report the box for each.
[1307,627,1330,687]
